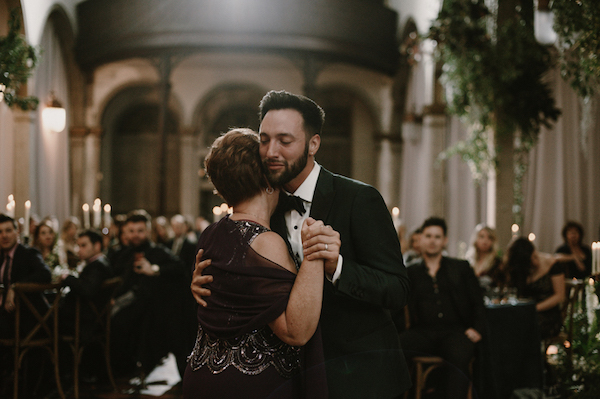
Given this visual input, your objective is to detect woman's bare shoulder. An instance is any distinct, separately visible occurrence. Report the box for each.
[251,231,296,273]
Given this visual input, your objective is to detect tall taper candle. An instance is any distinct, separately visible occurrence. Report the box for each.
[24,200,31,237]
[82,203,90,229]
[93,198,101,228]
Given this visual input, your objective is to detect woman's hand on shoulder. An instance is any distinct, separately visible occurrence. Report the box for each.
[251,232,297,273]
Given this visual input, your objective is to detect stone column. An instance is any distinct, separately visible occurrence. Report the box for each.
[83,127,102,205]
[423,105,447,218]
[69,127,87,217]
[179,127,199,217]
[12,109,32,218]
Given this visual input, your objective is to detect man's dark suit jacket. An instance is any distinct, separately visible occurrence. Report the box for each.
[406,257,486,335]
[61,255,114,334]
[271,167,411,399]
[0,244,52,336]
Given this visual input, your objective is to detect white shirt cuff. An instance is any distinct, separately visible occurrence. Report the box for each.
[328,254,343,285]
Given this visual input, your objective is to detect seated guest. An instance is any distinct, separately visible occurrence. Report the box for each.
[504,237,568,340]
[59,229,113,336]
[400,217,485,399]
[167,214,197,270]
[57,216,80,270]
[110,210,189,380]
[403,227,422,265]
[32,218,62,270]
[555,221,592,280]
[465,224,504,290]
[0,214,52,335]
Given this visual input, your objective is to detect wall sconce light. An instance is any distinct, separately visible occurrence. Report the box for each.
[534,0,557,45]
[0,83,5,102]
[42,92,66,132]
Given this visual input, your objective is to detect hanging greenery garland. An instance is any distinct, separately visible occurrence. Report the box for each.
[0,8,39,110]
[552,0,600,98]
[428,0,560,180]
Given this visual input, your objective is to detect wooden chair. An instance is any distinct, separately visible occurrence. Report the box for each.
[60,276,122,399]
[0,282,65,399]
[402,306,474,399]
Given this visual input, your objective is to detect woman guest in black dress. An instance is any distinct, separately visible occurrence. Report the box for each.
[555,221,592,280]
[504,237,567,339]
[183,128,328,399]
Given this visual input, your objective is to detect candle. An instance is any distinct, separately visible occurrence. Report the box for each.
[592,242,600,276]
[82,203,90,229]
[93,198,101,228]
[511,224,520,238]
[212,206,222,223]
[24,200,31,237]
[103,203,111,228]
[6,194,15,218]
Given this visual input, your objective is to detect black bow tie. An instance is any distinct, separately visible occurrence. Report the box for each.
[280,194,306,215]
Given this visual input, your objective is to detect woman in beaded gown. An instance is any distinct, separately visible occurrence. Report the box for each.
[183,128,328,399]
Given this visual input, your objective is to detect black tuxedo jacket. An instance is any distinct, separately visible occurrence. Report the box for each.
[61,255,114,333]
[271,167,411,399]
[407,257,486,335]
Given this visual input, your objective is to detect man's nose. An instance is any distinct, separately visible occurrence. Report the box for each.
[265,142,279,158]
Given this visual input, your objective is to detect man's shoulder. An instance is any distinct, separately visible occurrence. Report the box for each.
[442,256,471,268]
[14,244,43,260]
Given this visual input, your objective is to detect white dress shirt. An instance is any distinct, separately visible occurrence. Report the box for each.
[284,162,343,283]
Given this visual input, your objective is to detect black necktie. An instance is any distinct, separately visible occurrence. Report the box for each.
[280,194,306,215]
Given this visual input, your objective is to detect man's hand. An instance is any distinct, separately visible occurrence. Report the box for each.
[191,249,213,307]
[3,287,16,313]
[302,217,341,277]
[465,327,482,343]
[133,254,155,276]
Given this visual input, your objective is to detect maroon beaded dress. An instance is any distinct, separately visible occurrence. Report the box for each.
[183,216,327,399]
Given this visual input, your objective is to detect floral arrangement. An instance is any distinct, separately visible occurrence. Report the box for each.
[552,280,600,398]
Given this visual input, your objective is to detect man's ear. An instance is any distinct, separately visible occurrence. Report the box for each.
[309,134,321,156]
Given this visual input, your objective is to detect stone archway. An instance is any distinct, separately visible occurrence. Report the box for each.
[192,84,265,219]
[100,84,181,216]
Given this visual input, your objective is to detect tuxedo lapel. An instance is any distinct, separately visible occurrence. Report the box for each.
[310,168,335,222]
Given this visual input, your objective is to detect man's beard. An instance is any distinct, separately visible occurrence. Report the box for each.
[263,145,309,187]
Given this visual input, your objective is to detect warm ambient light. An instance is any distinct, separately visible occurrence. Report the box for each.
[42,92,66,132]
[534,0,557,45]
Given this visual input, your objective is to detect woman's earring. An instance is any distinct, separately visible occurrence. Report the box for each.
[266,187,274,194]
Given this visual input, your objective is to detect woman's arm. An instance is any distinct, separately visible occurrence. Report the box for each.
[252,219,325,346]
[536,273,565,312]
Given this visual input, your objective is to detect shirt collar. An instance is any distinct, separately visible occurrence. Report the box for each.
[3,243,18,259]
[288,162,321,203]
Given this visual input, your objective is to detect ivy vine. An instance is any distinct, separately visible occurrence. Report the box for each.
[552,0,600,98]
[0,8,39,110]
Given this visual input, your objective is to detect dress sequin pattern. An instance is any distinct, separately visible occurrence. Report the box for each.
[188,218,302,378]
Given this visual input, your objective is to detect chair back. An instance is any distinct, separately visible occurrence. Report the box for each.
[0,282,65,399]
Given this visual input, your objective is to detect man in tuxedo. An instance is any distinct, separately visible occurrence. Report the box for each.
[193,90,411,399]
[400,217,485,399]
[0,213,52,335]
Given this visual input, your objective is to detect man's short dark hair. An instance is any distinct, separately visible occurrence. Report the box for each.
[125,209,151,225]
[259,90,325,138]
[421,217,447,236]
[0,213,18,229]
[78,229,104,250]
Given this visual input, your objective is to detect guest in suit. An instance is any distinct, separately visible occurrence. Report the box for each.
[400,217,485,399]
[0,213,52,337]
[192,90,411,399]
[167,214,197,270]
[59,229,113,335]
[110,210,189,381]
